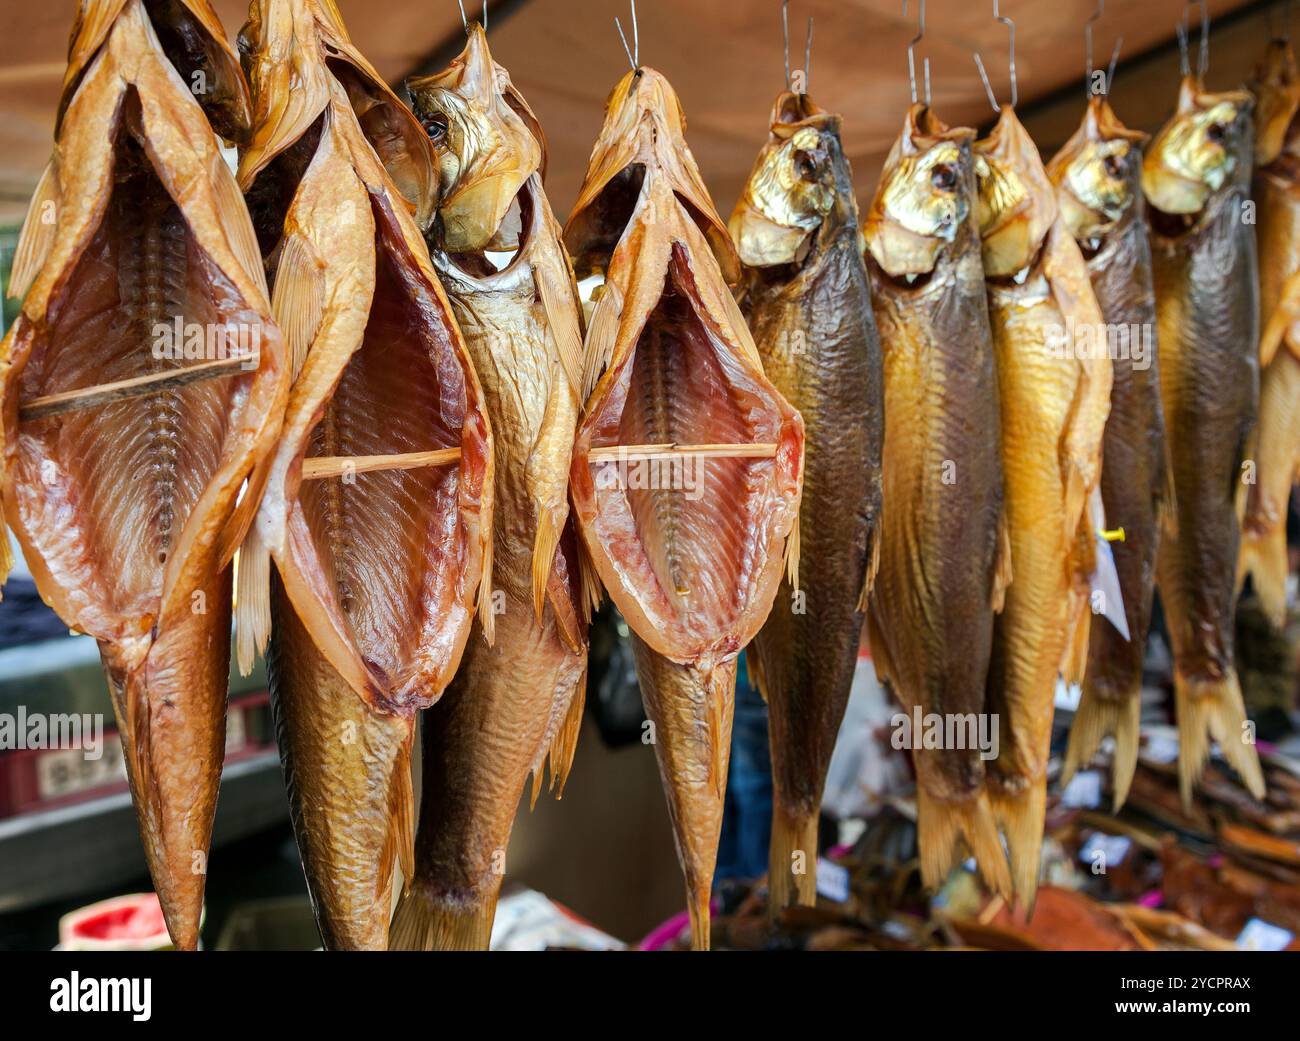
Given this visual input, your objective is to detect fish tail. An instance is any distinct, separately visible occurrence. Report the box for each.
[767,805,819,917]
[914,779,1011,900]
[389,885,498,951]
[1238,522,1289,629]
[989,781,1048,911]
[686,886,712,951]
[855,526,880,613]
[548,670,586,799]
[234,525,271,676]
[530,507,560,624]
[1175,670,1266,807]
[784,508,801,591]
[1064,684,1141,811]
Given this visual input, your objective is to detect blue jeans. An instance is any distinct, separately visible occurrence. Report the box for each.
[715,652,773,883]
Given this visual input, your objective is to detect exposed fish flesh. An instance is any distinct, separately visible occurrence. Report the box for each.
[731,89,882,913]
[565,66,804,949]
[863,104,1011,897]
[1241,39,1300,628]
[1144,77,1266,804]
[976,105,1111,905]
[1049,95,1166,810]
[0,0,287,949]
[390,24,587,952]
[237,0,491,949]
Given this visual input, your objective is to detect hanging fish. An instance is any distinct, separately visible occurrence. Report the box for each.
[730,89,882,914]
[1240,38,1300,628]
[975,104,1112,905]
[236,0,492,950]
[0,0,287,950]
[564,65,804,950]
[390,23,588,952]
[1048,95,1166,811]
[863,103,1012,898]
[1145,76,1266,805]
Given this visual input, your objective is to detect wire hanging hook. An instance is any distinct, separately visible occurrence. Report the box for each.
[973,0,1017,113]
[615,0,639,72]
[1084,0,1103,98]
[903,0,931,106]
[1177,1,1210,78]
[1104,36,1123,96]
[782,3,815,94]
[456,0,488,32]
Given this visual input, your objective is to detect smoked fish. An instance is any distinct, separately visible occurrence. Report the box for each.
[1048,96,1166,810]
[976,105,1112,905]
[565,66,804,950]
[731,89,882,914]
[863,104,1011,898]
[391,23,588,952]
[1144,77,1266,804]
[0,0,287,949]
[236,0,492,949]
[1240,39,1300,628]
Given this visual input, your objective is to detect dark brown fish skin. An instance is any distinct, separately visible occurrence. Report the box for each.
[1050,100,1166,810]
[1146,82,1265,803]
[861,105,1011,897]
[735,93,882,914]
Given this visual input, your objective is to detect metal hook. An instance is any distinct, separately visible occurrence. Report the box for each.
[805,17,814,91]
[456,0,488,32]
[782,3,815,93]
[1084,0,1103,98]
[903,0,932,106]
[615,0,639,72]
[1177,1,1209,78]
[972,0,1017,113]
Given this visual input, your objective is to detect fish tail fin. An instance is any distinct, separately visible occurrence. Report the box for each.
[1238,522,1289,629]
[234,526,271,676]
[1061,597,1092,687]
[686,884,712,952]
[389,885,497,951]
[915,778,1012,900]
[784,509,801,591]
[990,781,1048,911]
[767,805,819,917]
[476,524,496,646]
[1064,684,1141,811]
[856,525,880,613]
[991,509,1013,613]
[548,671,586,799]
[530,508,561,625]
[1175,670,1266,807]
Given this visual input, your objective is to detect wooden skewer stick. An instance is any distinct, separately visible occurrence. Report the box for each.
[300,448,461,481]
[587,442,778,463]
[19,356,255,422]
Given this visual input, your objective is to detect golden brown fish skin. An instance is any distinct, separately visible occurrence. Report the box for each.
[266,575,410,951]
[565,68,803,950]
[732,91,882,913]
[392,28,587,951]
[1145,77,1265,804]
[1,0,286,950]
[1048,97,1164,810]
[862,104,1010,898]
[976,106,1111,906]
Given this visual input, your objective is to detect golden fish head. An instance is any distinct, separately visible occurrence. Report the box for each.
[1142,78,1253,215]
[1250,38,1300,166]
[730,92,841,267]
[406,23,543,252]
[1047,98,1148,245]
[864,104,973,279]
[973,107,1057,278]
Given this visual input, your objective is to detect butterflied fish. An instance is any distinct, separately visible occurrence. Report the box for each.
[390,23,587,952]
[236,0,491,950]
[1240,39,1300,628]
[1145,76,1266,805]
[0,0,287,949]
[730,89,882,914]
[1048,95,1166,811]
[976,105,1112,905]
[863,104,1011,898]
[564,66,804,950]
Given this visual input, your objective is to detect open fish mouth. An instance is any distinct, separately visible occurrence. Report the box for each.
[865,252,938,292]
[442,178,536,280]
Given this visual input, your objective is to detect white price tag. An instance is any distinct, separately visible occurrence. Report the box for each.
[816,858,851,903]
[1078,831,1131,866]
[1236,918,1294,951]
[1061,769,1103,809]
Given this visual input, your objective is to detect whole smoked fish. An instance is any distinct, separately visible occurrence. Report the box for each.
[976,106,1112,904]
[237,0,491,949]
[1240,39,1300,627]
[1144,77,1266,803]
[0,0,287,949]
[863,104,1011,897]
[391,24,588,952]
[565,67,804,950]
[731,89,882,913]
[1048,96,1166,810]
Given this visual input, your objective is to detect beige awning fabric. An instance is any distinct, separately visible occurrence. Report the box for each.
[0,0,1268,226]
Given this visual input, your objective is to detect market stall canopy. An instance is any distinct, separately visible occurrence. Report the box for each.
[0,0,1271,225]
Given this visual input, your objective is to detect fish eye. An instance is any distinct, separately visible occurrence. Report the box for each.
[1205,121,1228,145]
[930,163,958,191]
[794,149,818,181]
[422,113,449,143]
[1103,153,1126,178]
